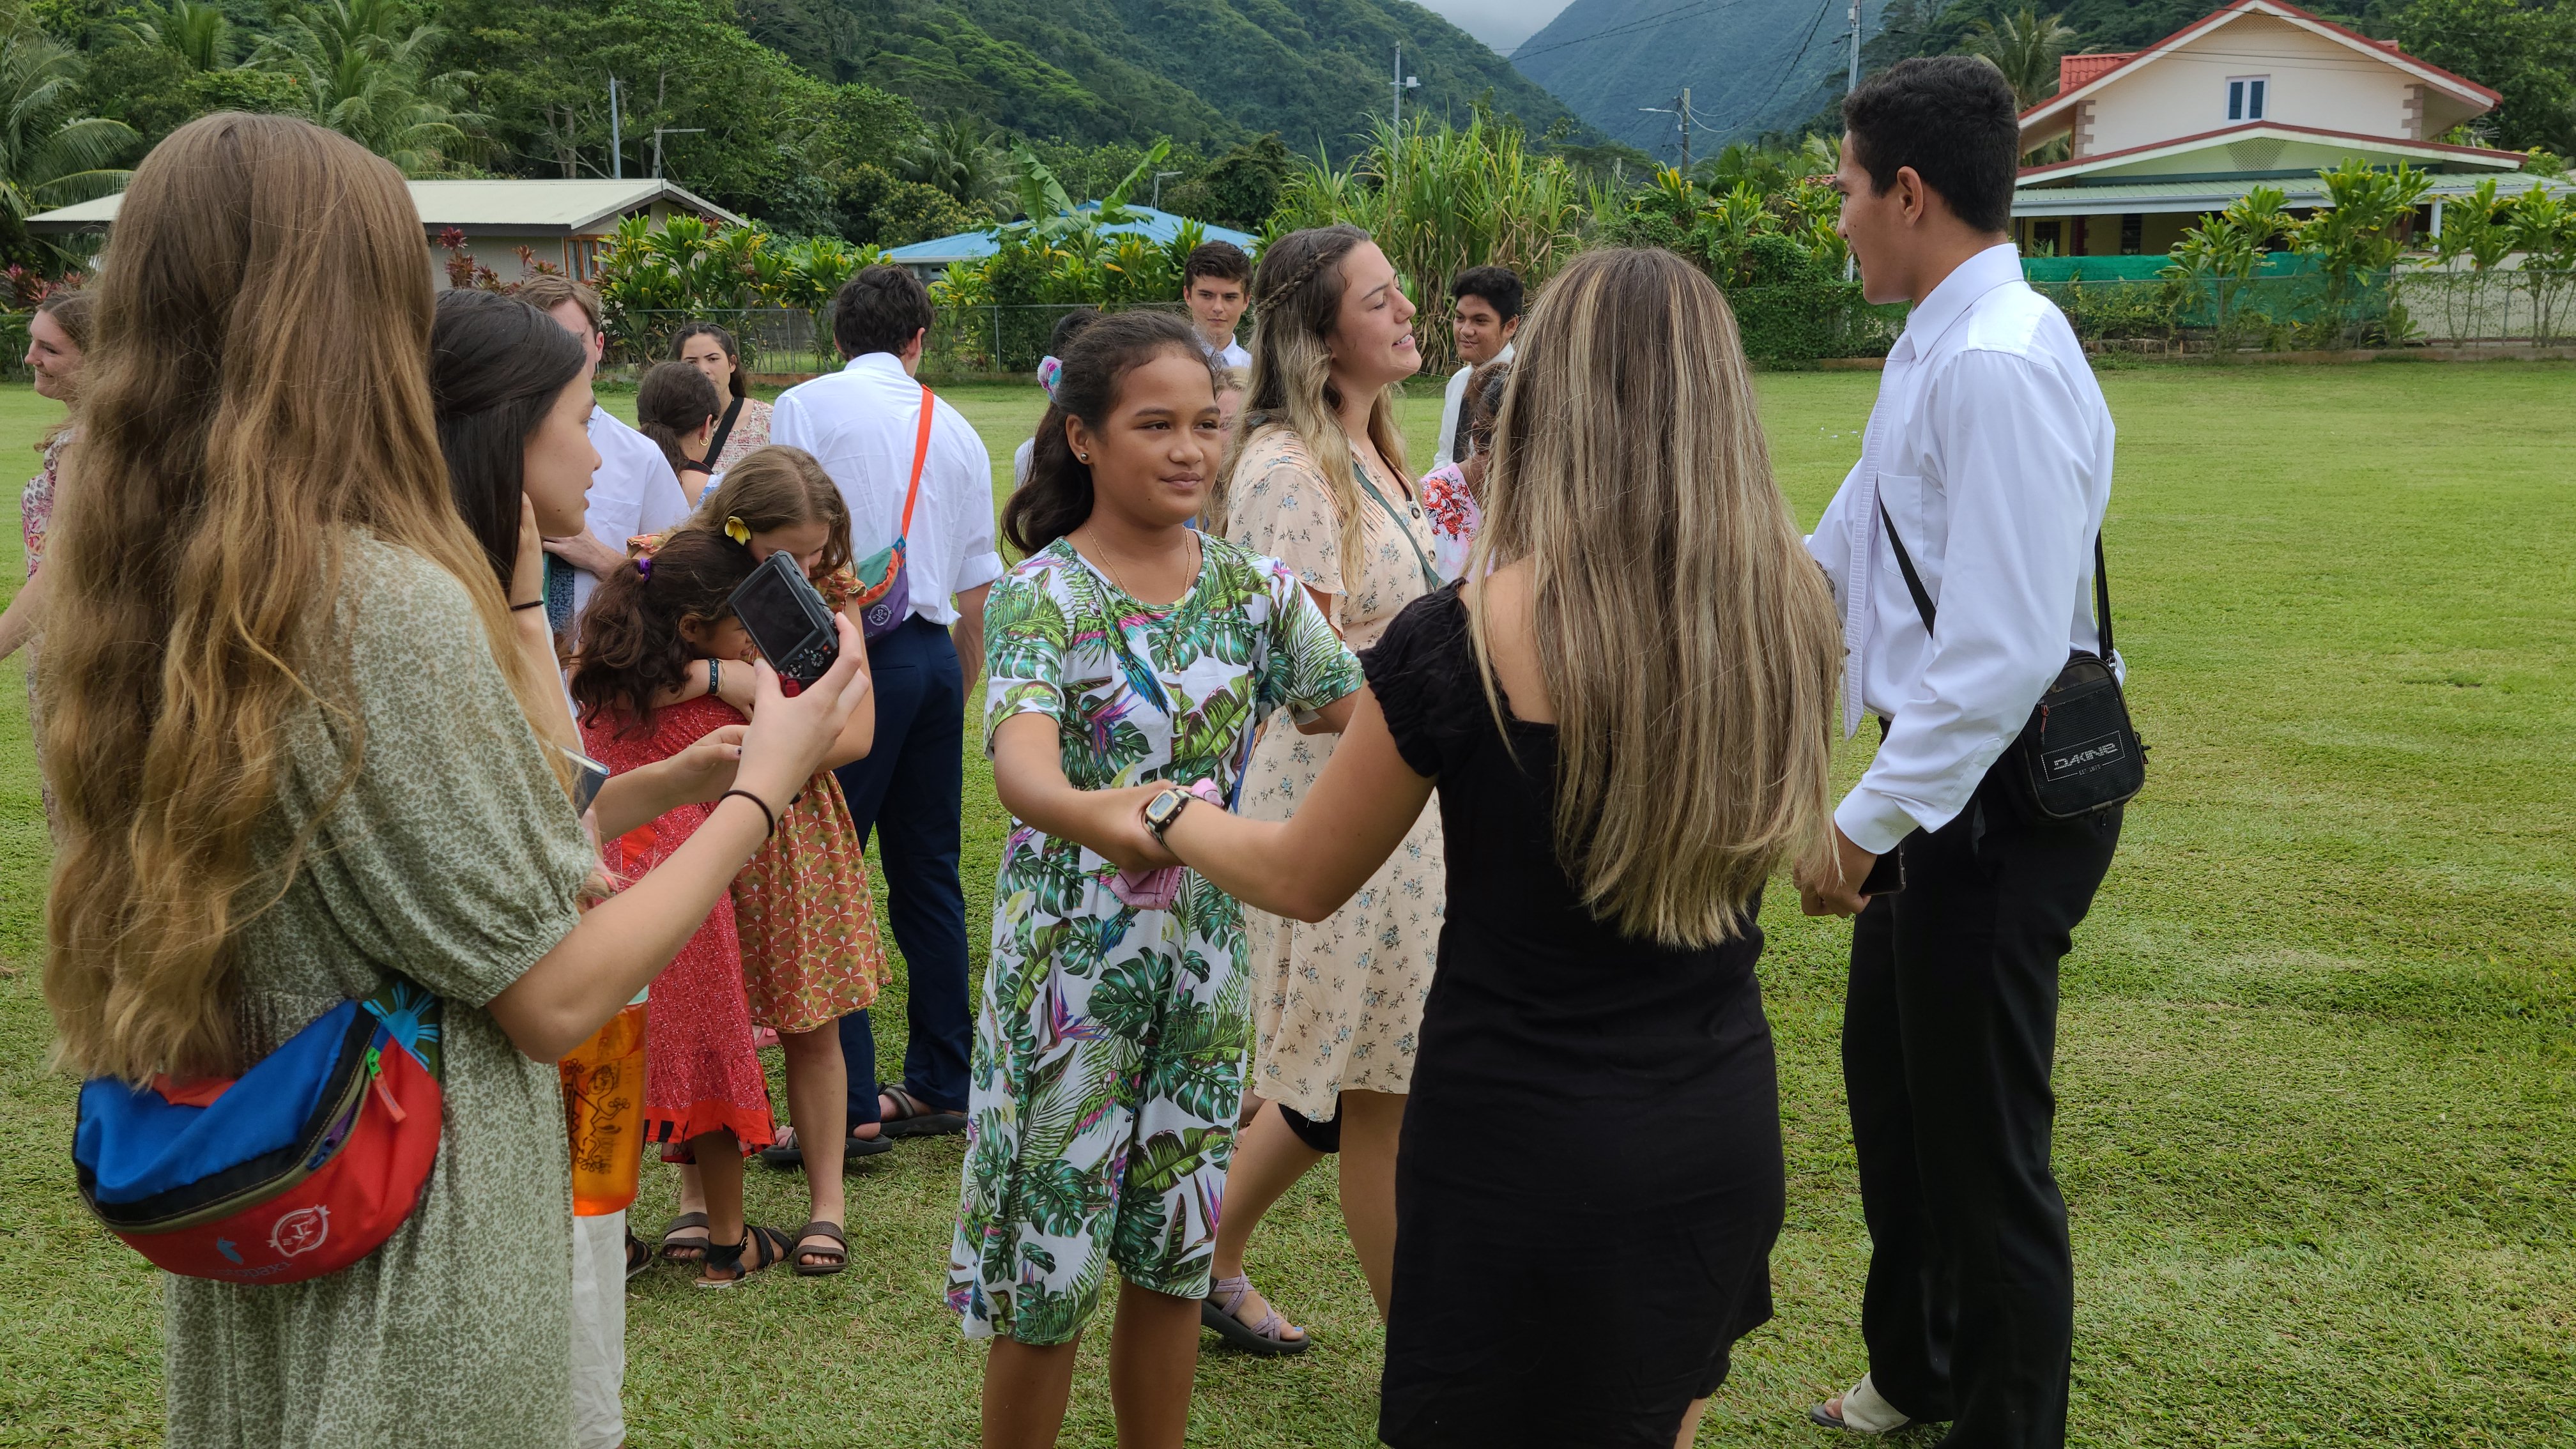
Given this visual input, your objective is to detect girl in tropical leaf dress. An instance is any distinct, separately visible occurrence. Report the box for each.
[952,311,1362,1448]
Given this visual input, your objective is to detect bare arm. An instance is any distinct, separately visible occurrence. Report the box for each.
[990,712,1173,875]
[0,564,47,664]
[485,615,870,1062]
[952,582,990,705]
[648,606,876,766]
[588,724,745,839]
[1159,687,1430,922]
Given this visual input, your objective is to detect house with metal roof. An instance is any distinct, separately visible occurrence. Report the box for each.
[884,204,1258,279]
[2011,0,2568,257]
[26,178,745,288]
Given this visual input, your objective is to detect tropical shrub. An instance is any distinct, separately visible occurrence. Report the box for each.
[590,213,880,362]
[1266,113,1587,369]
[1592,163,1884,360]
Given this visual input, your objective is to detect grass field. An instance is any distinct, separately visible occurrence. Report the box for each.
[3,362,2572,1447]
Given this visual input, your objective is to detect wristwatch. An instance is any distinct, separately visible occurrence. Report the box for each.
[1142,786,1193,840]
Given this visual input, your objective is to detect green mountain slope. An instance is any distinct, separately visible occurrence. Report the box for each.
[1512,0,1874,153]
[742,0,1577,153]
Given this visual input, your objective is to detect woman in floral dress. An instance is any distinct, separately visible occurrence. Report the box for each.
[3,289,91,828]
[952,312,1360,1448]
[1201,224,1446,1348]
[673,322,773,480]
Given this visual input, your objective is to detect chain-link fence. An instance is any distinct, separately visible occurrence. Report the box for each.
[610,302,1209,383]
[609,309,834,376]
[2028,269,2576,351]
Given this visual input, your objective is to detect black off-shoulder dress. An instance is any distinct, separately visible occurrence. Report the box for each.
[1362,587,1786,1449]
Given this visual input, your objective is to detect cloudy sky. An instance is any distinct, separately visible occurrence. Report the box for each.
[1418,0,1578,56]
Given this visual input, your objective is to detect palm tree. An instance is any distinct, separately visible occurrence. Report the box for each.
[254,0,485,176]
[897,118,1004,210]
[113,0,233,71]
[0,22,137,223]
[1962,6,2078,108]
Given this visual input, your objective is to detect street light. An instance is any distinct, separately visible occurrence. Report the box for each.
[651,126,703,180]
[1393,44,1421,130]
[1152,170,1183,210]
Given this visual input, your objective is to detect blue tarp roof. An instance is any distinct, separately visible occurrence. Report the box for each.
[884,204,1258,270]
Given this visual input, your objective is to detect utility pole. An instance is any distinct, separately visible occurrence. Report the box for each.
[1845,2,1862,279]
[1638,93,1689,173]
[1392,44,1420,130]
[608,75,622,180]
[651,126,703,180]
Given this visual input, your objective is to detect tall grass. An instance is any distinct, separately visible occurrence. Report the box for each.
[1268,114,1587,369]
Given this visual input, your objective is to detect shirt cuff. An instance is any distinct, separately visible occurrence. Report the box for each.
[958,551,1005,594]
[1833,786,1921,857]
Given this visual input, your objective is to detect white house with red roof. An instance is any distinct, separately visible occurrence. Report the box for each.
[2009,0,2568,258]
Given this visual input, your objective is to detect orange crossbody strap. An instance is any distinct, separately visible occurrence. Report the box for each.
[898,384,932,541]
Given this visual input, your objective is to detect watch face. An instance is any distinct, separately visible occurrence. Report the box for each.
[1147,788,1186,830]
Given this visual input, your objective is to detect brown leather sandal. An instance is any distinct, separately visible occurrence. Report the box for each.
[790,1220,847,1277]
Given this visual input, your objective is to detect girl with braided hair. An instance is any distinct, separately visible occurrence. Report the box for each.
[1197,223,1448,1353]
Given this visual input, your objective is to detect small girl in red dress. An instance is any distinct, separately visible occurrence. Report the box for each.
[571,528,786,1285]
[630,447,887,1277]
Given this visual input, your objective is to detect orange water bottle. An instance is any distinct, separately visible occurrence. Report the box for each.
[560,991,648,1216]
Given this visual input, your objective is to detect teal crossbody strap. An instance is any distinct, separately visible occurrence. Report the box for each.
[1349,452,1444,596]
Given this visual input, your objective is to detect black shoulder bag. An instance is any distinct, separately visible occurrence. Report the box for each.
[1878,500,2145,820]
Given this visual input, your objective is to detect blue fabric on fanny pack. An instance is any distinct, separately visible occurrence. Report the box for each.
[75,1000,359,1205]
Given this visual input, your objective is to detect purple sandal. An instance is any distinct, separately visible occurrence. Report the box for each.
[1201,1274,1312,1356]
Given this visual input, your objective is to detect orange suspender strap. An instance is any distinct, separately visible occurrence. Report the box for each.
[898,384,933,541]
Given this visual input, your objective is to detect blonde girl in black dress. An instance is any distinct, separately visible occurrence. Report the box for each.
[1147,247,1844,1448]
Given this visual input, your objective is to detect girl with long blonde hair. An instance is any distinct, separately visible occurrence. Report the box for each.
[1151,247,1844,1446]
[43,112,868,1444]
[1196,222,1446,1352]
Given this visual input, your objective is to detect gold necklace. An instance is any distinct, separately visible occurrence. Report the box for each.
[1081,526,1199,601]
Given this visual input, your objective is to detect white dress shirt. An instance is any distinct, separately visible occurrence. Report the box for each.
[1804,244,2119,855]
[1200,332,1250,370]
[1432,340,1515,468]
[575,406,693,617]
[770,352,1002,625]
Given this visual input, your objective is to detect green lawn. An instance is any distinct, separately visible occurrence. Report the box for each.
[4,364,2572,1446]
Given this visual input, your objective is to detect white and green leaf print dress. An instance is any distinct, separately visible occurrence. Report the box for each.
[948,534,1361,1346]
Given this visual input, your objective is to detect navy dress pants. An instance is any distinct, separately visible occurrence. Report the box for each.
[832,615,972,1124]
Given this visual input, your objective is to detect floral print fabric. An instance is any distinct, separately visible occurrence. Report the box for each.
[1418,461,1481,583]
[1225,426,1447,1117]
[948,534,1361,1345]
[733,767,889,1032]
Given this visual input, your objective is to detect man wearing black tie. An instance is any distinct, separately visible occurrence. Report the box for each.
[1798,57,2126,1448]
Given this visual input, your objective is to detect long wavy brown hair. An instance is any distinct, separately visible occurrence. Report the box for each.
[45,113,572,1082]
[1469,247,1843,946]
[1209,224,1407,581]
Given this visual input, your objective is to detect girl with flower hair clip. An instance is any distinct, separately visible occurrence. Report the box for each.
[629,444,887,1276]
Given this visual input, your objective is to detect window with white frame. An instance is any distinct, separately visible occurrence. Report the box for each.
[2227,75,2269,122]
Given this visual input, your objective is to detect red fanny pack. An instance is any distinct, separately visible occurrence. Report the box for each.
[72,981,445,1285]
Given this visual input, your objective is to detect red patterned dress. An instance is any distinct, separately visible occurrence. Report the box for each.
[625,533,891,1032]
[583,693,776,1160]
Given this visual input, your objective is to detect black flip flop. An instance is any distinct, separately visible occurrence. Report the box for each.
[624,1230,653,1281]
[1809,1403,1849,1430]
[878,1082,968,1138]
[790,1220,848,1277]
[659,1211,710,1262]
[757,1125,896,1168]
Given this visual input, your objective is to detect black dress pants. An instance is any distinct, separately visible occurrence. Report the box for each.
[1843,766,2120,1449]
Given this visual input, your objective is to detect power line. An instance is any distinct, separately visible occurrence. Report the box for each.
[1510,0,1767,63]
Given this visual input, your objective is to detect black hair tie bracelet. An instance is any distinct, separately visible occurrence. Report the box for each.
[720,788,778,839]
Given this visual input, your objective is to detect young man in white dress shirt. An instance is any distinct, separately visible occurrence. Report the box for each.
[1183,241,1252,369]
[1430,265,1521,469]
[770,265,1002,1147]
[1796,57,2124,1447]
[519,277,693,625]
